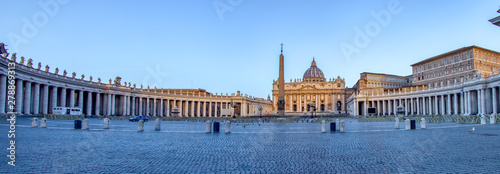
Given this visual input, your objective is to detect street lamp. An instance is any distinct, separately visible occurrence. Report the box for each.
[230,101,238,118]
[308,101,316,118]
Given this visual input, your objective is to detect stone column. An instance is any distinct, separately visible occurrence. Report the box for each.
[388,100,392,115]
[107,94,112,116]
[33,83,40,115]
[477,90,481,115]
[0,75,5,114]
[404,98,409,115]
[15,79,23,113]
[111,94,116,115]
[242,102,247,116]
[208,101,212,117]
[146,98,150,116]
[78,90,84,108]
[468,91,472,115]
[102,94,107,115]
[422,97,426,115]
[493,87,498,114]
[185,101,189,117]
[447,94,451,115]
[481,88,486,115]
[179,100,183,117]
[130,96,135,116]
[190,100,195,117]
[429,96,432,114]
[152,98,157,116]
[138,97,143,116]
[42,85,49,114]
[453,93,458,115]
[159,99,163,117]
[382,100,386,115]
[201,101,206,117]
[86,92,92,116]
[298,94,302,112]
[416,97,420,115]
[126,96,130,116]
[464,91,468,114]
[410,98,413,115]
[460,92,464,115]
[440,95,445,115]
[69,89,75,107]
[196,101,200,117]
[60,88,67,107]
[95,93,100,116]
[23,81,31,114]
[123,95,127,116]
[166,99,170,117]
[180,100,185,117]
[364,100,367,116]
[50,86,57,113]
[393,99,397,115]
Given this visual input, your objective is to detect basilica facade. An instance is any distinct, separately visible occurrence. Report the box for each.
[272,58,355,115]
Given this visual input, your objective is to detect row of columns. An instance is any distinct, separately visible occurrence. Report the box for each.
[355,86,499,116]
[283,93,345,113]
[0,75,253,117]
[132,98,241,117]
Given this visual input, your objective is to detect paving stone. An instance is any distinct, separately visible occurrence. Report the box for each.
[0,117,499,173]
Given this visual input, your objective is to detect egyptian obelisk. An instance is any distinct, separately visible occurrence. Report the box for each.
[278,43,285,116]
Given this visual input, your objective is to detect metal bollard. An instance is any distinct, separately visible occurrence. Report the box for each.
[330,122,336,132]
[421,118,426,129]
[395,117,400,129]
[32,118,38,127]
[206,120,212,133]
[339,120,345,132]
[225,120,231,133]
[103,118,110,129]
[40,118,47,128]
[138,120,144,131]
[155,118,161,131]
[83,119,89,130]
[405,119,410,130]
[321,120,326,133]
[213,122,220,132]
[481,115,486,125]
[490,115,495,124]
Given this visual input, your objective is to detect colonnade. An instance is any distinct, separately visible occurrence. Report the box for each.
[277,93,346,113]
[0,55,272,117]
[349,78,500,116]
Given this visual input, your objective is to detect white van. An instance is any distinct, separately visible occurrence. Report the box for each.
[52,107,82,115]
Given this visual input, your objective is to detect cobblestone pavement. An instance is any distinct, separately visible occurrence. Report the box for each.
[1,117,499,173]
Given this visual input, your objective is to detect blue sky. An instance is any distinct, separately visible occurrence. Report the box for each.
[1,0,499,98]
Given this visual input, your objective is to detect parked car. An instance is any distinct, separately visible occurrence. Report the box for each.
[129,116,149,122]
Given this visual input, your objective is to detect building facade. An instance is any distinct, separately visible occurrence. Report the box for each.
[272,58,355,115]
[0,52,273,117]
[412,46,500,88]
[347,46,500,117]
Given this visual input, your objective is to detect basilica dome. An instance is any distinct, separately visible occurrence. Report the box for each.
[303,58,325,80]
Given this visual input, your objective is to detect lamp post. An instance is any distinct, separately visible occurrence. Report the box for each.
[230,101,238,118]
[308,101,316,118]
